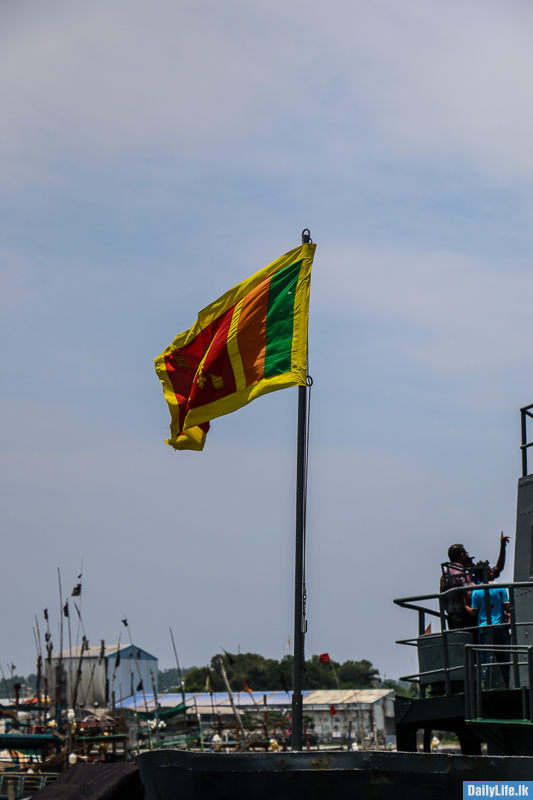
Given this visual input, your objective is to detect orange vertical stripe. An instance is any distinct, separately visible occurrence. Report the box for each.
[237,277,271,386]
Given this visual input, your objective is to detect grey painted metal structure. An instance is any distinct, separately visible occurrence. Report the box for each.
[291,382,307,752]
[136,748,533,800]
[391,402,533,755]
[515,405,533,675]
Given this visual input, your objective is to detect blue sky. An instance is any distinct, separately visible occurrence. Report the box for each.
[2,0,533,681]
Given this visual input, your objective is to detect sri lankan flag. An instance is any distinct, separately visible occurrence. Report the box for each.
[155,242,316,450]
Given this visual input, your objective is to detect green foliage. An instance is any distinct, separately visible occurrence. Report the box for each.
[25,674,38,691]
[304,655,379,690]
[184,666,224,693]
[381,679,418,698]
[337,659,379,688]
[0,674,33,699]
[0,654,386,700]
[210,652,283,693]
[158,666,192,692]
[178,652,380,693]
[434,731,460,745]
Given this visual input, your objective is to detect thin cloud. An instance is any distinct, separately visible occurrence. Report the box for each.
[2,0,533,188]
[313,244,533,381]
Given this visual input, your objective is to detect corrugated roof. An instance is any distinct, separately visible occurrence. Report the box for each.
[184,691,299,707]
[115,691,301,710]
[52,644,157,660]
[114,688,393,710]
[53,645,118,659]
[303,689,393,705]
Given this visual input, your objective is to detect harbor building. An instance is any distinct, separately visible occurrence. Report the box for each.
[49,644,158,709]
[302,689,395,745]
[116,688,395,746]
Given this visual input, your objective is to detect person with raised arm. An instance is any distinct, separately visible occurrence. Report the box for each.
[440,534,510,630]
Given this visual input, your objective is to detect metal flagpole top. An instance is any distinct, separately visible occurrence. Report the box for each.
[301,229,312,244]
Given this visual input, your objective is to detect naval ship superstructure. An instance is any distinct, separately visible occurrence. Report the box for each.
[394,402,533,756]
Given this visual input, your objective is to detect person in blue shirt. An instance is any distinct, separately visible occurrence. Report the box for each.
[466,569,510,688]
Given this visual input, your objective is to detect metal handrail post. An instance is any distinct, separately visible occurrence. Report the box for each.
[464,647,471,720]
[510,586,520,689]
[476,650,483,719]
[418,609,427,699]
[527,645,533,722]
[483,586,494,645]
[438,596,451,695]
[522,407,528,477]
[469,647,477,721]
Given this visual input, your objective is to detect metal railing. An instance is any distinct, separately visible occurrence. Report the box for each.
[521,403,533,477]
[465,644,533,722]
[394,580,533,697]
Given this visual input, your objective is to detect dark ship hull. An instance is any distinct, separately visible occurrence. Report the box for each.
[136,748,533,800]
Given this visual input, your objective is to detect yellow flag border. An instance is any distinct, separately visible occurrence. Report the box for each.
[155,243,315,358]
[166,426,207,451]
[154,242,315,447]
[182,248,313,431]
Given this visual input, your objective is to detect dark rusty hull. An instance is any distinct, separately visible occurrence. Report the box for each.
[136,748,533,800]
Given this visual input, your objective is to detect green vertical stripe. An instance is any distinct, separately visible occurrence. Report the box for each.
[264,260,302,377]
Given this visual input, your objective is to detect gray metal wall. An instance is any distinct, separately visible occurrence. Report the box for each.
[513,476,533,684]
[46,657,159,710]
[47,657,107,709]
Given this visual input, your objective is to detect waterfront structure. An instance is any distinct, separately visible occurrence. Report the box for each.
[116,688,395,745]
[49,644,158,708]
[302,689,395,745]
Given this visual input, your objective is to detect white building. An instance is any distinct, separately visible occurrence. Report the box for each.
[116,687,396,745]
[302,689,395,744]
[49,643,158,710]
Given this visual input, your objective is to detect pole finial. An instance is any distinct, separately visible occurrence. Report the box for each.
[301,229,312,244]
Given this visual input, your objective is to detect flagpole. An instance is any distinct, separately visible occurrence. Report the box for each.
[292,228,312,752]
[292,382,307,750]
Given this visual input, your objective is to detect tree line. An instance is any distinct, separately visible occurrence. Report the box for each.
[2,653,415,699]
[158,652,380,693]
